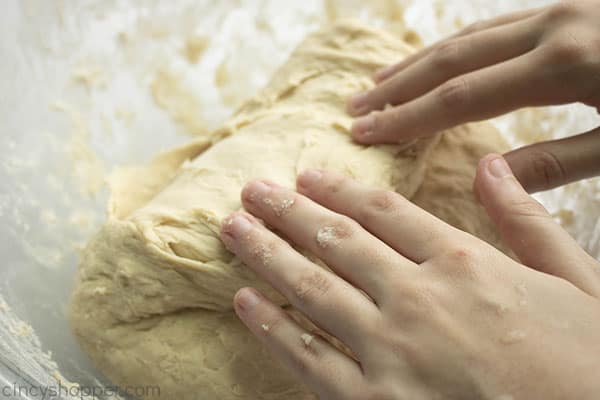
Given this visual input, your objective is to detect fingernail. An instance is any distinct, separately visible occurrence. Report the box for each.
[297,169,323,190]
[352,114,375,138]
[222,214,253,239]
[488,157,513,179]
[348,91,369,115]
[235,288,261,312]
[373,65,395,82]
[243,180,272,202]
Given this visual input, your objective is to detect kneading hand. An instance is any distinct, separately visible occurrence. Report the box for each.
[220,155,600,400]
[347,1,600,193]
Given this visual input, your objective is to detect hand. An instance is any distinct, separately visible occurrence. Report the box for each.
[220,156,600,400]
[347,1,600,193]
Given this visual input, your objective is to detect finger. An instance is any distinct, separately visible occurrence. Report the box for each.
[348,19,541,117]
[352,50,549,144]
[221,212,379,352]
[233,287,366,399]
[504,127,600,193]
[240,180,415,300]
[453,6,545,36]
[474,154,600,297]
[296,170,465,264]
[372,6,545,83]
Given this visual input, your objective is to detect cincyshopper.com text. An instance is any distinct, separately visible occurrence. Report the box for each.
[2,382,161,399]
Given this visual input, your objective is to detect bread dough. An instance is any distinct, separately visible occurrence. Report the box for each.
[412,123,510,251]
[69,22,508,400]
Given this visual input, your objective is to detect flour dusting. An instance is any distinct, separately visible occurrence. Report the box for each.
[316,226,341,248]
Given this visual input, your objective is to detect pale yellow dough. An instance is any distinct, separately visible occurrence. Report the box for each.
[70,22,508,400]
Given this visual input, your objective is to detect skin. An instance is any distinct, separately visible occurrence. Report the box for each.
[219,2,600,399]
[347,0,600,193]
[221,160,600,399]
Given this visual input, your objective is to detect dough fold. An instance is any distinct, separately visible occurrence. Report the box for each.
[70,22,508,400]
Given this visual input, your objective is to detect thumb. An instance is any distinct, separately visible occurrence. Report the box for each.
[474,154,600,297]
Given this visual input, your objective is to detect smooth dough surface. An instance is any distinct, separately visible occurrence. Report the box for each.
[70,22,508,400]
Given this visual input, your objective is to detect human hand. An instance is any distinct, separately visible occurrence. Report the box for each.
[347,1,600,193]
[220,156,600,400]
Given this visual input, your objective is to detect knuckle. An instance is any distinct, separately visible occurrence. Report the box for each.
[375,109,407,139]
[506,197,549,219]
[498,196,550,233]
[361,245,396,268]
[529,149,567,190]
[371,109,389,132]
[377,76,401,103]
[247,238,277,266]
[445,246,482,263]
[382,333,418,365]
[398,281,440,320]
[436,78,471,111]
[548,36,587,64]
[432,40,463,70]
[262,312,287,336]
[547,1,581,20]
[435,246,485,281]
[293,270,333,306]
[316,216,357,249]
[323,173,347,195]
[359,190,401,221]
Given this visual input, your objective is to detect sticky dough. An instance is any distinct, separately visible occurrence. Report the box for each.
[69,22,509,400]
